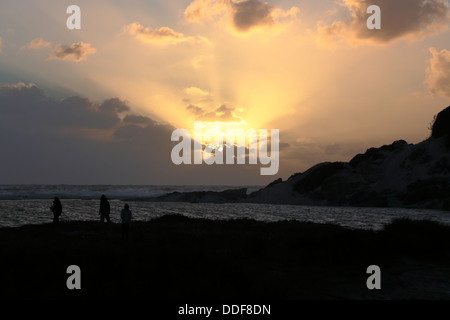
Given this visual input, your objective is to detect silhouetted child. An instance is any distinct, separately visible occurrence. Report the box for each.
[120,204,132,239]
[50,197,62,224]
[99,194,111,223]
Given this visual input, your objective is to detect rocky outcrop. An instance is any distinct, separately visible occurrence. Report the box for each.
[431,106,450,140]
[246,109,450,209]
[431,106,450,148]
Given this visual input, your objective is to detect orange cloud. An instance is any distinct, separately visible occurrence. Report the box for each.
[47,42,96,62]
[317,0,449,46]
[185,0,227,22]
[184,0,298,34]
[23,37,52,49]
[184,87,212,97]
[191,54,214,69]
[187,103,244,122]
[122,22,210,46]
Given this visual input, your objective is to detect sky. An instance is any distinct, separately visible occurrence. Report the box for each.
[0,0,449,185]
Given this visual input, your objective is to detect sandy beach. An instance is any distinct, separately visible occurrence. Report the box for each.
[1,215,449,300]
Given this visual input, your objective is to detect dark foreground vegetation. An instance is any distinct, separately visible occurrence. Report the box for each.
[1,215,450,300]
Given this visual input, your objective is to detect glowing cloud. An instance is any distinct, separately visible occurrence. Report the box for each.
[187,103,244,122]
[191,54,214,69]
[426,47,450,98]
[317,0,449,46]
[47,42,96,62]
[22,37,51,49]
[184,0,228,22]
[184,0,298,34]
[184,87,212,97]
[122,22,209,46]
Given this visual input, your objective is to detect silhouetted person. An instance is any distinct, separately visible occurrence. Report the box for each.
[99,195,111,223]
[121,204,132,239]
[50,197,62,224]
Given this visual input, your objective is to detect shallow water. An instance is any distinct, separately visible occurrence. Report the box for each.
[1,199,450,230]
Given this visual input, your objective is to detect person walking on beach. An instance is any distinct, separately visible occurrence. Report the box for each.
[50,197,62,224]
[120,204,132,239]
[99,194,111,223]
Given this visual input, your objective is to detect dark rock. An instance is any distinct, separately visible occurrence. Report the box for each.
[349,190,390,207]
[248,107,450,209]
[400,178,450,205]
[431,106,450,139]
[350,140,408,168]
[266,178,283,188]
[293,162,347,193]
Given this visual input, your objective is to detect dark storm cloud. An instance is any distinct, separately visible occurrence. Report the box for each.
[100,98,130,113]
[114,121,174,142]
[0,83,178,184]
[58,96,122,129]
[0,84,124,130]
[123,114,156,126]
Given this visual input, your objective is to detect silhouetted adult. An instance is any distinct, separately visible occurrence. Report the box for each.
[120,204,132,239]
[50,197,62,224]
[99,195,111,223]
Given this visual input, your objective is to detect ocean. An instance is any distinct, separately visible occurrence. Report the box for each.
[1,185,450,230]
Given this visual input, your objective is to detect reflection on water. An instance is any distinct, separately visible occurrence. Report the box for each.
[1,199,450,230]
